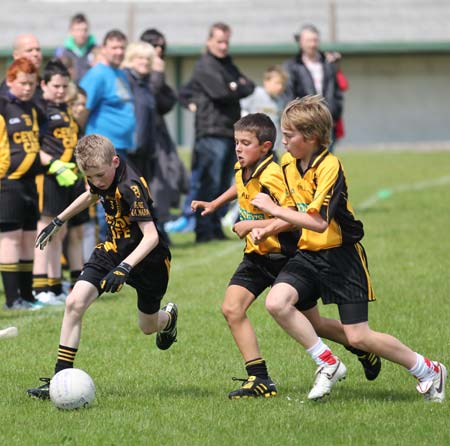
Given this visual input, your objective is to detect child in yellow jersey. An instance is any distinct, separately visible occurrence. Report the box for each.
[192,113,381,399]
[251,96,447,402]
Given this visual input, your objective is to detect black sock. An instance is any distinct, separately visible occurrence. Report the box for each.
[55,345,78,374]
[19,260,34,302]
[70,270,81,289]
[48,277,62,295]
[33,274,48,295]
[245,358,269,380]
[0,264,20,306]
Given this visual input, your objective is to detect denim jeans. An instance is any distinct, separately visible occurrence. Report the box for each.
[193,136,236,241]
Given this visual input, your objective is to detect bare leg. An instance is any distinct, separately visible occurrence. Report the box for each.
[67,225,84,271]
[59,281,98,348]
[343,322,416,369]
[302,305,350,346]
[222,285,259,362]
[265,283,319,349]
[138,309,169,335]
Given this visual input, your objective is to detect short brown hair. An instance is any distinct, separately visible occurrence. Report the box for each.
[208,22,231,38]
[281,95,332,150]
[234,113,276,149]
[75,134,116,171]
[103,29,127,46]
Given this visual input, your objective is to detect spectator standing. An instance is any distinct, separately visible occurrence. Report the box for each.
[122,41,157,185]
[79,29,136,241]
[181,22,255,243]
[140,29,188,243]
[55,13,96,83]
[0,34,45,112]
[283,24,343,152]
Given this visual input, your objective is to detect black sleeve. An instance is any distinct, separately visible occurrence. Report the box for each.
[150,71,177,116]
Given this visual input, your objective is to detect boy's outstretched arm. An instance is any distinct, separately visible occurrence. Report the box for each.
[35,191,98,250]
[232,218,294,239]
[249,214,297,244]
[251,193,328,233]
[191,184,237,216]
[101,220,159,293]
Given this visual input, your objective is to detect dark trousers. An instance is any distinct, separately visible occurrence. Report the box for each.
[193,136,236,242]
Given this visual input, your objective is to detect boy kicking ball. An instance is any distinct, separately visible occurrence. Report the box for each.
[27,134,178,399]
[251,96,446,402]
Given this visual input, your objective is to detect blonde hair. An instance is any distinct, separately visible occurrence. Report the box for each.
[122,41,155,69]
[75,134,116,171]
[263,65,288,87]
[281,95,332,150]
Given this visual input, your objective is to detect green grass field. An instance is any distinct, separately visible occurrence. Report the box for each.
[1,151,450,446]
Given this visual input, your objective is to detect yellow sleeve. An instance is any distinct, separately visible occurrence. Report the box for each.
[260,163,295,208]
[0,115,11,179]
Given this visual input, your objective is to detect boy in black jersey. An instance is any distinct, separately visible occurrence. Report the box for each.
[251,96,446,402]
[27,134,178,400]
[192,113,380,399]
[0,58,43,310]
[33,59,86,305]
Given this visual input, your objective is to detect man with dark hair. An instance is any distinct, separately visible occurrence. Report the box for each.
[79,29,136,241]
[55,13,96,82]
[180,22,255,243]
[283,24,343,152]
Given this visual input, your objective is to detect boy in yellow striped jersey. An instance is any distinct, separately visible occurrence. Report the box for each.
[192,113,380,399]
[251,96,446,402]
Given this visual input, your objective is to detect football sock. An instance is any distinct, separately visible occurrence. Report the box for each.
[0,264,20,307]
[307,338,337,367]
[55,345,78,374]
[48,277,63,295]
[33,274,48,295]
[70,270,81,289]
[408,353,439,382]
[245,358,269,380]
[19,260,34,302]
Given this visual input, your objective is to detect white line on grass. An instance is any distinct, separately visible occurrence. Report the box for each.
[356,174,450,211]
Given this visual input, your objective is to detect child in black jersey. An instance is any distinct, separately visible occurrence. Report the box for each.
[27,134,178,400]
[0,58,42,310]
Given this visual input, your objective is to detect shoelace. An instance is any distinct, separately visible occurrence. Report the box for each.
[231,377,249,383]
[38,377,51,385]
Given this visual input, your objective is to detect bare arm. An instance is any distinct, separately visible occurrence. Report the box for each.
[251,193,328,233]
[121,220,160,268]
[57,190,98,223]
[234,216,295,240]
[191,184,237,216]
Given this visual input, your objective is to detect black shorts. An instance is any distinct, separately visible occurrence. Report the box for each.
[0,177,39,229]
[274,243,375,324]
[67,178,90,227]
[229,252,289,298]
[79,244,171,315]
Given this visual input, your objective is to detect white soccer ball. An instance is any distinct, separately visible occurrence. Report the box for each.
[49,368,95,410]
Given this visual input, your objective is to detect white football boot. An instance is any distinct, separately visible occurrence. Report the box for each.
[308,358,347,400]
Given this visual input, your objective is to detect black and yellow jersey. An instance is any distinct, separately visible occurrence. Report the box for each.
[235,154,298,256]
[88,158,168,258]
[0,95,43,180]
[40,102,79,163]
[281,150,364,251]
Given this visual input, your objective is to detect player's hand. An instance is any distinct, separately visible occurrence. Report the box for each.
[191,200,216,216]
[48,159,78,187]
[35,217,64,250]
[100,262,132,293]
[251,193,277,215]
[251,227,269,244]
[232,221,252,239]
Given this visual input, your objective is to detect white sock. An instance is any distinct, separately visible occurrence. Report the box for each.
[408,353,438,382]
[306,338,337,366]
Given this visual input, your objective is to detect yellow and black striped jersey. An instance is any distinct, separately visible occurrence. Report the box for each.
[235,154,298,256]
[0,95,42,180]
[41,102,79,163]
[88,158,168,258]
[281,149,363,251]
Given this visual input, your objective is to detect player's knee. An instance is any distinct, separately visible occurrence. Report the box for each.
[345,331,367,351]
[65,294,88,319]
[221,301,245,322]
[265,294,287,318]
[140,324,157,335]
